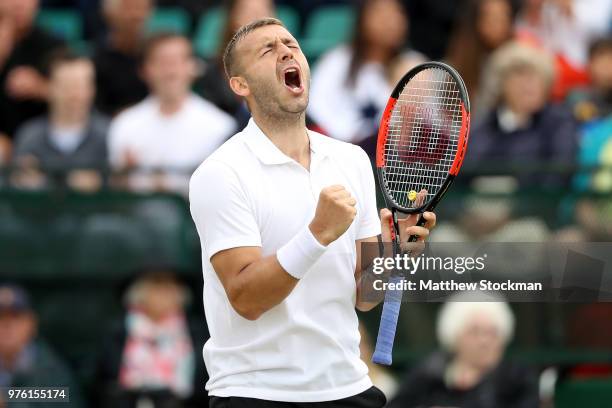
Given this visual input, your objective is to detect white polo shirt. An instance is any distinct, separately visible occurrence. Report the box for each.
[108,94,236,193]
[189,119,381,402]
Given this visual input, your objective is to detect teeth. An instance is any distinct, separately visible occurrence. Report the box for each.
[286,68,297,73]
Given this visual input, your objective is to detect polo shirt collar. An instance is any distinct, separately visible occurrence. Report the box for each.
[243,118,328,165]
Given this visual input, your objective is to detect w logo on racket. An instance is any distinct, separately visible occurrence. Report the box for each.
[396,104,452,166]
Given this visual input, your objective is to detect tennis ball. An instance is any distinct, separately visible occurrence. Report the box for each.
[408,190,417,201]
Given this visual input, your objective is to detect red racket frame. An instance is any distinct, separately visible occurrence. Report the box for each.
[375,62,471,216]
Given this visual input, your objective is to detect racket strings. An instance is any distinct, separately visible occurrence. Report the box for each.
[383,68,463,210]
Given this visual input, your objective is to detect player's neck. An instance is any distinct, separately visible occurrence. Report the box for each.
[253,112,310,169]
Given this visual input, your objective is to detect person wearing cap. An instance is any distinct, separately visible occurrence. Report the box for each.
[0,284,83,407]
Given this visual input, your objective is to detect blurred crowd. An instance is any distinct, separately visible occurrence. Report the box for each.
[0,0,609,195]
[0,0,610,240]
[1,279,546,408]
[1,0,612,407]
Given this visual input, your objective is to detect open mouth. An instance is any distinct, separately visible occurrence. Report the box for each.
[283,67,303,93]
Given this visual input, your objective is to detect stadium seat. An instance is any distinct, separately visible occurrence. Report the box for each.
[277,5,300,36]
[193,6,300,58]
[300,6,355,60]
[36,9,83,43]
[147,7,190,35]
[555,379,612,408]
[193,7,225,58]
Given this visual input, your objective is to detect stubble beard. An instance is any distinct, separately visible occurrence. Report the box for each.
[249,75,309,125]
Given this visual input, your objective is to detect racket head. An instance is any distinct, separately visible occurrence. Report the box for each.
[376,61,471,214]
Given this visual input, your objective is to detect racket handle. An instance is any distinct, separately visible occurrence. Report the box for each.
[372,275,404,365]
[407,214,428,243]
[388,215,396,241]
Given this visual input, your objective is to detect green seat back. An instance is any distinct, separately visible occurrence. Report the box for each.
[147,7,190,35]
[193,7,224,57]
[301,6,355,59]
[36,9,82,43]
[193,6,300,58]
[277,6,300,36]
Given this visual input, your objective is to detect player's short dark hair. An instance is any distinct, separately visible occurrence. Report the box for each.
[223,17,285,78]
[142,32,192,63]
[589,36,612,60]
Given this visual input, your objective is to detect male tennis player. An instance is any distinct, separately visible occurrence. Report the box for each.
[190,18,436,408]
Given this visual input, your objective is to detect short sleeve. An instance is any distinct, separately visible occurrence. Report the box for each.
[355,147,381,240]
[189,159,262,259]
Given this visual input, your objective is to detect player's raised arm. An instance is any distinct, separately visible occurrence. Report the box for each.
[201,183,357,321]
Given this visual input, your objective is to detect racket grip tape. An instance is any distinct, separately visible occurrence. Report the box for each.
[372,275,404,365]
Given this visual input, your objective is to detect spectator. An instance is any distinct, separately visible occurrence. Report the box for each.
[11,50,109,191]
[566,37,612,124]
[515,0,612,100]
[108,33,235,194]
[446,0,515,108]
[198,0,275,128]
[0,284,83,407]
[575,116,612,193]
[0,0,65,155]
[566,116,612,241]
[467,41,578,189]
[93,0,152,116]
[558,40,612,241]
[308,0,425,154]
[95,269,209,408]
[388,293,538,408]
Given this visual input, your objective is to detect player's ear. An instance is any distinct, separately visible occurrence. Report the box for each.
[229,76,250,98]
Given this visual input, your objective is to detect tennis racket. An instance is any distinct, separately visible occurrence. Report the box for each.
[372,62,471,365]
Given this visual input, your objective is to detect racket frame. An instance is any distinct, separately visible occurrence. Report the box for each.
[375,61,471,218]
[371,61,471,366]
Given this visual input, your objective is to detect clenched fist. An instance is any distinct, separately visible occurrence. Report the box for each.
[309,185,357,246]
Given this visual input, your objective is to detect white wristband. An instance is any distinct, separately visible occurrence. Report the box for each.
[277,226,327,280]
